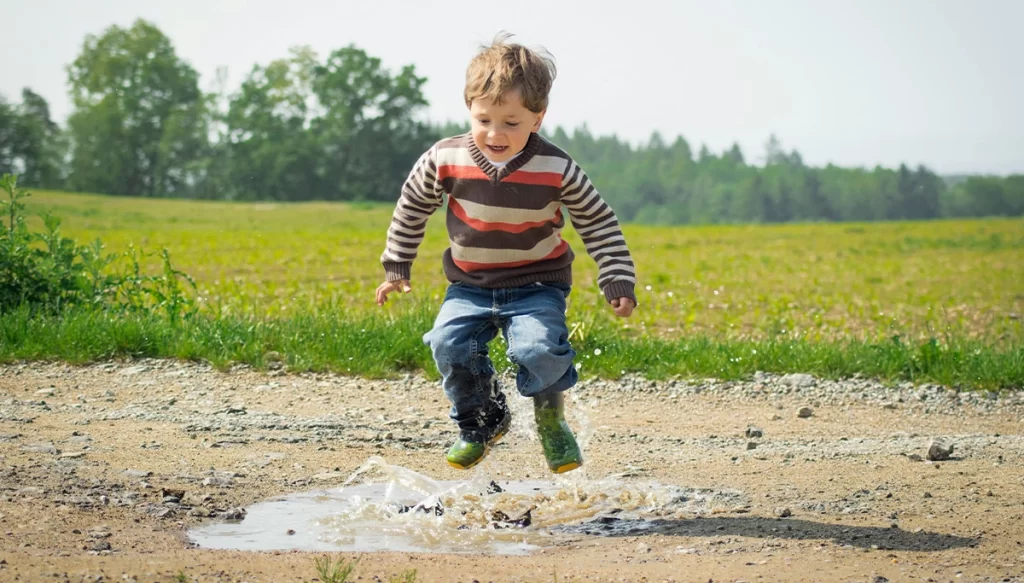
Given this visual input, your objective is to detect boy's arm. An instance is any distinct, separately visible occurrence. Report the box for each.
[380,146,445,282]
[559,159,638,305]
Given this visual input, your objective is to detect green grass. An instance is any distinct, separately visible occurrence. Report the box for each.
[2,304,1020,389]
[311,555,358,583]
[3,190,1022,389]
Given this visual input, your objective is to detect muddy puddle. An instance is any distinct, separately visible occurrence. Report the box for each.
[188,456,749,555]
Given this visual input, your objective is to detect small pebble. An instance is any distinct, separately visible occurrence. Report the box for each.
[927,438,954,461]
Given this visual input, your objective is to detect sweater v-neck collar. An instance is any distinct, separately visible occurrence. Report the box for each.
[466,133,541,183]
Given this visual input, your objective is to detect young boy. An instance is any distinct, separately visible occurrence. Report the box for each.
[375,34,637,474]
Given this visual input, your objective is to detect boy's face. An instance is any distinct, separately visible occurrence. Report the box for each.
[469,89,545,163]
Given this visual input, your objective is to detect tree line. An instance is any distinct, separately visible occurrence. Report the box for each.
[1,19,1021,224]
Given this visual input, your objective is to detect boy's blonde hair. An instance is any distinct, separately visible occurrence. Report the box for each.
[464,32,556,114]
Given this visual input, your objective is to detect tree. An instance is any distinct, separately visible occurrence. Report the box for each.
[310,45,434,201]
[803,169,835,221]
[697,144,714,164]
[747,174,774,222]
[223,47,320,200]
[66,19,206,196]
[220,44,434,201]
[16,89,66,188]
[0,96,18,175]
[957,177,1012,217]
[894,163,915,219]
[0,90,66,188]
[764,133,787,166]
[1004,175,1024,216]
[724,142,745,166]
[910,165,943,219]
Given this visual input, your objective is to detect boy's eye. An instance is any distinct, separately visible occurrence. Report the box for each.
[477,119,490,125]
[506,122,520,128]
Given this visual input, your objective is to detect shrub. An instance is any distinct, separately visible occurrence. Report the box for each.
[0,173,197,320]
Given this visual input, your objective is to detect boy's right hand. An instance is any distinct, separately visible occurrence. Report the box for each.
[376,279,411,306]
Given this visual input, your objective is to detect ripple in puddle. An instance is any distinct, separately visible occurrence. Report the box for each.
[188,456,747,555]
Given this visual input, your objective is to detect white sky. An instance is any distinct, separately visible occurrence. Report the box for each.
[2,0,1022,174]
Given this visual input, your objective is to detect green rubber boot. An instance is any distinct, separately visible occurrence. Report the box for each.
[445,409,512,470]
[534,391,583,474]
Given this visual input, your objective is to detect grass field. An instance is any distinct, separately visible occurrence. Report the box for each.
[5,190,1023,387]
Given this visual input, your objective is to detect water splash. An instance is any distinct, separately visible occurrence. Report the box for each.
[188,456,748,555]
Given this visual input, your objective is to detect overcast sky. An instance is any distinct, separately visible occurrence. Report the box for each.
[2,0,1021,174]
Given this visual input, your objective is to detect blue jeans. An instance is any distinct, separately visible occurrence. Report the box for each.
[423,282,578,437]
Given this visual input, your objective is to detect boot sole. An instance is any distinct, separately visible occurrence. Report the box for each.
[550,459,583,474]
[447,458,482,470]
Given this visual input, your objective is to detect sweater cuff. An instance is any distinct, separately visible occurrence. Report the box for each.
[602,280,637,305]
[383,261,411,282]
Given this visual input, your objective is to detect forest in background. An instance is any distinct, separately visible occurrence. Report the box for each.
[1,19,1021,224]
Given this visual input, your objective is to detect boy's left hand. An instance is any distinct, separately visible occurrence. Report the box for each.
[611,297,635,317]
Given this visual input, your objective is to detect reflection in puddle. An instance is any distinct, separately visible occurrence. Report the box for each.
[188,456,748,555]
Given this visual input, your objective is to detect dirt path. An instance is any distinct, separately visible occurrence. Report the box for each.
[2,360,1023,583]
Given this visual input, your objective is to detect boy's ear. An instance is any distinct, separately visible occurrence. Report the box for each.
[532,109,547,132]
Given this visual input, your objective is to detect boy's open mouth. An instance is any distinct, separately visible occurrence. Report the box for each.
[487,145,509,155]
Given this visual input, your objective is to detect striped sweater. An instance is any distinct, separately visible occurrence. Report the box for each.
[380,133,637,303]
